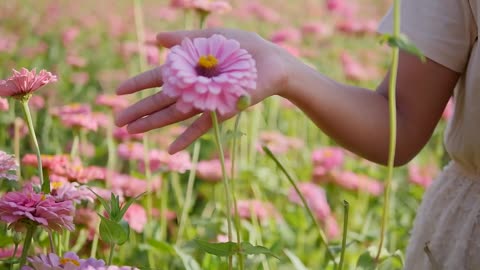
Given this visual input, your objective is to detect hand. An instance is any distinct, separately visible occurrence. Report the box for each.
[115,28,294,154]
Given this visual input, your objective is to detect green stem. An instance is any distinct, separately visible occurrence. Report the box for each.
[376,0,400,261]
[19,225,35,268]
[262,146,336,268]
[338,200,349,270]
[20,100,48,193]
[90,221,100,258]
[70,132,79,160]
[177,141,201,243]
[230,114,244,270]
[210,111,233,270]
[171,172,185,208]
[108,243,115,265]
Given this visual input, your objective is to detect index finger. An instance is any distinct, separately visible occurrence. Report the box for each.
[116,66,164,95]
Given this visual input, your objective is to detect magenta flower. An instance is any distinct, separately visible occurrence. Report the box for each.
[22,251,106,270]
[0,97,9,111]
[0,68,57,98]
[162,34,257,115]
[0,150,18,181]
[0,185,74,232]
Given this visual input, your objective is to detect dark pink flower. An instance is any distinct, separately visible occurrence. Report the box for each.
[0,245,22,259]
[107,174,162,198]
[0,185,74,232]
[162,34,257,115]
[123,203,147,233]
[0,150,18,181]
[50,181,95,203]
[245,2,279,22]
[0,68,57,98]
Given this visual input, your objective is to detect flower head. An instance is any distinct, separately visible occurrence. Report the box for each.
[23,251,106,270]
[162,34,257,115]
[0,68,57,98]
[0,97,9,111]
[0,185,74,232]
[0,151,18,181]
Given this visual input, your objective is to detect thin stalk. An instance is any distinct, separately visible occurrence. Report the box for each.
[19,225,35,267]
[171,172,185,208]
[338,200,349,270]
[230,113,244,270]
[21,100,48,193]
[108,244,115,265]
[14,118,21,180]
[49,233,55,253]
[70,132,79,159]
[210,111,233,270]
[262,146,336,268]
[177,141,201,243]
[376,0,400,261]
[90,221,101,258]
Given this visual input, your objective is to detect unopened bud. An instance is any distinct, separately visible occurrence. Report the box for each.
[236,95,251,111]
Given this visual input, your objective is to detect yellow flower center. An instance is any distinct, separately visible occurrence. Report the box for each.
[60,257,80,266]
[40,194,46,201]
[51,181,63,190]
[198,55,218,69]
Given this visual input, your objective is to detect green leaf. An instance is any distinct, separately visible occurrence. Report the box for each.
[98,215,129,245]
[356,251,377,270]
[174,246,201,270]
[117,192,146,221]
[144,239,176,255]
[380,34,426,62]
[88,188,111,213]
[240,242,279,259]
[284,249,309,270]
[194,239,237,257]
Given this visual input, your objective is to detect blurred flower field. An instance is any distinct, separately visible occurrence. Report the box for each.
[0,0,452,269]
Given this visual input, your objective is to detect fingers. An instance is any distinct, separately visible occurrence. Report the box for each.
[117,66,163,95]
[126,104,198,134]
[115,91,176,127]
[156,29,226,48]
[168,111,235,154]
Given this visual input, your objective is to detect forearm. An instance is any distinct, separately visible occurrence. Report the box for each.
[280,59,412,166]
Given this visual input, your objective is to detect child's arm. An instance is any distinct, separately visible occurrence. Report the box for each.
[115,29,460,166]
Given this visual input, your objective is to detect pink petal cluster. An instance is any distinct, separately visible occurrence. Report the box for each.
[118,142,145,161]
[139,149,192,173]
[170,0,232,14]
[60,113,99,132]
[257,131,304,155]
[0,68,57,98]
[49,159,106,184]
[330,171,384,196]
[270,27,302,44]
[29,95,45,110]
[0,150,18,181]
[107,173,162,198]
[113,126,143,142]
[408,163,438,188]
[196,159,232,183]
[340,52,378,82]
[235,199,280,223]
[0,185,74,232]
[123,203,147,233]
[95,94,129,110]
[288,182,340,239]
[0,97,9,111]
[50,104,91,117]
[244,2,279,22]
[162,34,257,115]
[23,251,106,270]
[312,147,345,178]
[50,181,95,203]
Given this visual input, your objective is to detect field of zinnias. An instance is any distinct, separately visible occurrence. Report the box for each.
[0,0,452,269]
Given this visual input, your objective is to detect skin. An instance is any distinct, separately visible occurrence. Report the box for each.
[115,28,460,166]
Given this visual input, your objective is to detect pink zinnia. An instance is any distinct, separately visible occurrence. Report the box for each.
[123,203,147,233]
[50,103,91,117]
[23,251,106,270]
[113,126,143,142]
[0,68,57,98]
[192,0,232,14]
[236,200,280,223]
[95,94,129,110]
[196,159,231,183]
[0,150,18,181]
[0,185,74,232]
[288,182,331,220]
[312,147,344,177]
[60,113,98,132]
[408,163,438,188]
[0,97,9,111]
[162,34,257,115]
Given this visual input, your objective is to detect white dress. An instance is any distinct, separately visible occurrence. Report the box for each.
[379,0,480,269]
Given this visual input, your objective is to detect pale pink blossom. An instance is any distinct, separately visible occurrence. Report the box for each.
[51,181,95,203]
[0,68,57,98]
[60,113,98,132]
[22,154,70,171]
[23,251,106,270]
[236,200,280,223]
[245,2,279,23]
[123,203,147,233]
[50,104,91,117]
[288,182,331,220]
[162,34,257,115]
[96,94,129,110]
[312,147,345,177]
[270,27,302,44]
[113,126,143,142]
[29,95,45,110]
[301,22,332,39]
[408,163,438,188]
[191,0,232,14]
[66,54,87,68]
[257,131,303,154]
[62,27,80,46]
[0,185,74,232]
[118,142,145,161]
[0,97,9,111]
[196,159,232,183]
[0,150,18,181]
[71,72,89,85]
[324,215,341,239]
[330,171,384,195]
[107,174,162,198]
[340,52,377,81]
[50,160,105,184]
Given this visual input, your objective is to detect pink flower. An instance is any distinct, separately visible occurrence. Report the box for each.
[95,94,129,110]
[196,159,232,183]
[162,34,257,115]
[22,154,69,171]
[170,0,193,9]
[0,185,74,232]
[257,131,304,154]
[442,98,454,121]
[107,174,162,198]
[0,150,18,181]
[312,147,344,177]
[236,200,280,223]
[0,97,9,111]
[270,27,302,44]
[60,113,98,132]
[66,54,87,68]
[29,95,45,110]
[245,2,279,23]
[50,181,95,203]
[288,182,331,220]
[330,171,384,196]
[301,22,332,39]
[0,68,57,98]
[0,246,22,259]
[191,0,232,14]
[50,104,91,117]
[408,163,438,188]
[113,126,143,142]
[123,203,147,233]
[118,142,145,161]
[62,27,80,46]
[50,160,105,184]
[324,215,341,239]
[23,251,106,270]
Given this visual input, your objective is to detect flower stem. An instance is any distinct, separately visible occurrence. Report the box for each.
[20,100,48,193]
[19,225,35,268]
[177,141,201,243]
[108,243,115,265]
[338,200,349,270]
[210,111,233,269]
[262,146,336,268]
[230,113,244,270]
[376,0,400,261]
